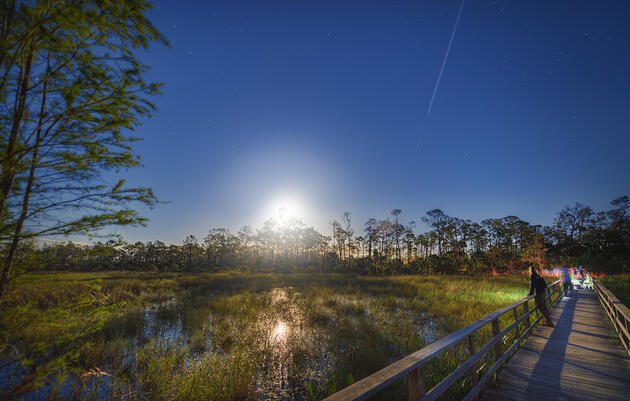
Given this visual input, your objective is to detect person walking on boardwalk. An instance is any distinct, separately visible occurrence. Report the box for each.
[528,266,555,327]
[561,267,573,296]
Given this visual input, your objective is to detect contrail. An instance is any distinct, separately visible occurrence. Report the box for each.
[427,0,466,115]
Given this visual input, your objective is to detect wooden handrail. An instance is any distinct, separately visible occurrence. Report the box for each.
[592,275,630,356]
[324,279,562,401]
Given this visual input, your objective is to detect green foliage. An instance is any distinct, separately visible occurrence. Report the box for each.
[1,0,166,236]
[0,0,167,300]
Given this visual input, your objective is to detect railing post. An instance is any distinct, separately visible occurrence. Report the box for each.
[616,306,629,352]
[523,301,531,330]
[556,282,561,303]
[513,308,519,338]
[614,305,623,342]
[467,334,479,401]
[623,314,630,353]
[408,364,425,401]
[492,318,502,360]
[545,287,550,308]
[623,313,630,346]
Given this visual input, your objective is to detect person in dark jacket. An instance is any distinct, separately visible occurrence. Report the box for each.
[561,267,573,296]
[528,266,554,327]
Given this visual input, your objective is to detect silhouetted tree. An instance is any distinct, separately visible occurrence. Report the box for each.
[364,218,378,259]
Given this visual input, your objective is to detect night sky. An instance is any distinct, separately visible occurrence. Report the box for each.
[113,0,630,243]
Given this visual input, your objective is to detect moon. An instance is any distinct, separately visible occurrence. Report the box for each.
[263,194,305,222]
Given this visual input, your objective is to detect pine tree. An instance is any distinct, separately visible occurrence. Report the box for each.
[0,0,167,300]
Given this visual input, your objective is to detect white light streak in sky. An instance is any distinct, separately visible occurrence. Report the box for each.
[427,0,467,115]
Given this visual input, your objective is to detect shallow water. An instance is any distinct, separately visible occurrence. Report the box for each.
[2,286,439,400]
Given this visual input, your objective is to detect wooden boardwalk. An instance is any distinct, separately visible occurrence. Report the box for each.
[482,290,630,401]
[322,279,630,401]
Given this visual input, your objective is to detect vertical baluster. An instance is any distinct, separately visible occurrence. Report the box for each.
[623,314,630,351]
[523,301,531,330]
[467,334,479,401]
[614,305,624,348]
[513,308,519,338]
[408,364,425,401]
[492,318,502,360]
[491,317,504,381]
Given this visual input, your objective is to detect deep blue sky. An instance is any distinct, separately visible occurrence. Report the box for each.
[111,0,630,243]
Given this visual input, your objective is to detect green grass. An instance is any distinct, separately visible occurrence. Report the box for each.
[0,271,534,400]
[599,274,630,306]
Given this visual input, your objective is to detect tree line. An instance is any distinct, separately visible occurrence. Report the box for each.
[20,196,630,275]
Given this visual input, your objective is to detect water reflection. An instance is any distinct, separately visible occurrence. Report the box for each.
[272,320,288,343]
[2,286,439,401]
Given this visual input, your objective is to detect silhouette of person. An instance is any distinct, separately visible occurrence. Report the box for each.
[528,266,554,327]
[562,267,573,296]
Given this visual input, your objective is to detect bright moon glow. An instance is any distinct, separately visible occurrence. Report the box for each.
[262,195,305,222]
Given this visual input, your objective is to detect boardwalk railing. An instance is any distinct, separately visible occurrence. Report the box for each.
[324,279,562,401]
[592,276,630,356]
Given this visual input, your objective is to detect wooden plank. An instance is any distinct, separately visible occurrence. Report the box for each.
[501,362,630,388]
[495,373,622,401]
[497,366,628,400]
[483,290,630,401]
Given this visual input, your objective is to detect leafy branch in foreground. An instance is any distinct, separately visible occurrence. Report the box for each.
[0,0,168,300]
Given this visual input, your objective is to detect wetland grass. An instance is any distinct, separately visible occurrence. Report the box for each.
[1,271,532,400]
